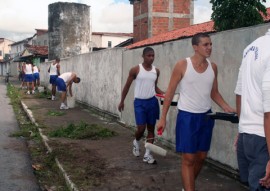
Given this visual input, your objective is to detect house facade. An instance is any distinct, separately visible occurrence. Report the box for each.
[91,32,133,49]
[0,38,15,76]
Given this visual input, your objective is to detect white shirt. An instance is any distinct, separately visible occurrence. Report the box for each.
[177,57,215,113]
[49,63,58,75]
[234,29,270,137]
[59,72,72,83]
[33,66,39,74]
[134,64,156,99]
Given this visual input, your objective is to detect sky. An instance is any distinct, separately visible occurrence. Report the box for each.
[0,0,269,42]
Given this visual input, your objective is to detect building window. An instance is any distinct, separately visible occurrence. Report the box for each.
[44,40,47,46]
[108,41,112,48]
[0,50,2,56]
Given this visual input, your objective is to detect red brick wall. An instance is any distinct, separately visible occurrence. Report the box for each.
[133,17,149,43]
[133,0,191,42]
[173,18,190,30]
[174,0,190,14]
[153,0,169,12]
[152,17,169,37]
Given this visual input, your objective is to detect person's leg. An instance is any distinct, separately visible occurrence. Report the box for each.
[182,153,196,191]
[194,151,207,179]
[133,98,147,157]
[52,85,56,96]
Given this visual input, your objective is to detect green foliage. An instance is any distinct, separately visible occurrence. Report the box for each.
[47,110,66,116]
[49,121,117,139]
[210,0,267,31]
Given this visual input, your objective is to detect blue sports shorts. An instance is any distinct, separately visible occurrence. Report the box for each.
[56,78,66,92]
[237,133,270,191]
[134,96,159,126]
[175,109,214,153]
[49,75,58,85]
[33,73,40,80]
[24,74,34,82]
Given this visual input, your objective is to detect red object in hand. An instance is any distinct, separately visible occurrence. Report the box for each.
[157,129,163,136]
[156,94,165,98]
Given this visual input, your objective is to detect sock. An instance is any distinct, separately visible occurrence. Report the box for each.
[145,148,150,156]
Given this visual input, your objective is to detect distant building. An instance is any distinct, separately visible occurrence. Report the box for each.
[32,29,49,46]
[0,38,15,76]
[91,32,133,50]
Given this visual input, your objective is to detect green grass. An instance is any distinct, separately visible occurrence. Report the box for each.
[47,110,66,116]
[48,121,117,139]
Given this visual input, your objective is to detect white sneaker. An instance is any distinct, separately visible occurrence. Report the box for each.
[26,91,30,95]
[32,90,35,94]
[51,96,55,101]
[60,104,69,110]
[133,139,140,157]
[143,154,156,164]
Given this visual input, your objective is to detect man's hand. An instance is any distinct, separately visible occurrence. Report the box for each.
[118,102,124,112]
[260,161,270,188]
[157,119,166,135]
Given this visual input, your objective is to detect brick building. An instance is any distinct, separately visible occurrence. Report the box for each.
[129,0,194,42]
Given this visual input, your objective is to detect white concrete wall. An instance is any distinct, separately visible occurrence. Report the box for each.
[40,48,123,115]
[39,22,270,171]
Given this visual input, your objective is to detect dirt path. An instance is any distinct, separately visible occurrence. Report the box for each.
[19,89,248,191]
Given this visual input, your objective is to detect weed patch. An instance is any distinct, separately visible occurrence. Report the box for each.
[47,110,66,116]
[49,121,117,139]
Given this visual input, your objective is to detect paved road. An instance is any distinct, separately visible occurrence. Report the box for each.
[0,79,40,191]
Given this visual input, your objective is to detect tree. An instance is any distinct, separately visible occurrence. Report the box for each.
[210,0,267,31]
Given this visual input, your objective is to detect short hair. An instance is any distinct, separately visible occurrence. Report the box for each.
[26,59,32,64]
[192,33,210,45]
[76,77,81,83]
[55,58,60,62]
[142,47,154,55]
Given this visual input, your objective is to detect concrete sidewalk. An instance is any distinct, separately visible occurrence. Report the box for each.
[10,76,248,191]
[0,78,40,191]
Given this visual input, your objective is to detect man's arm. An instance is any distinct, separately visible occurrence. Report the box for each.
[118,66,138,112]
[211,63,236,113]
[57,64,60,76]
[155,68,165,95]
[66,73,76,96]
[157,60,186,133]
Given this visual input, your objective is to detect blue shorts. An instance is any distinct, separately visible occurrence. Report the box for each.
[49,75,58,85]
[56,78,66,92]
[24,74,34,82]
[237,133,270,191]
[33,73,40,80]
[134,96,159,126]
[175,110,214,153]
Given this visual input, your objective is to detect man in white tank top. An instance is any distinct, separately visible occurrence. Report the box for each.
[118,47,165,164]
[55,72,81,110]
[48,58,60,100]
[23,60,35,94]
[157,33,235,191]
[33,64,40,91]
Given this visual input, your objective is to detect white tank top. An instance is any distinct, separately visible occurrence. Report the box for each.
[177,57,215,113]
[59,72,72,83]
[49,63,58,75]
[33,66,39,73]
[25,64,32,75]
[134,64,157,99]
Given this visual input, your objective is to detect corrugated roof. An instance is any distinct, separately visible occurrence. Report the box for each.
[127,7,270,50]
[23,44,48,56]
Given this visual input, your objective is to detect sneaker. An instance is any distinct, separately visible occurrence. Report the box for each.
[51,96,55,101]
[32,90,35,94]
[26,91,30,95]
[60,104,69,110]
[143,154,157,164]
[133,139,140,157]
